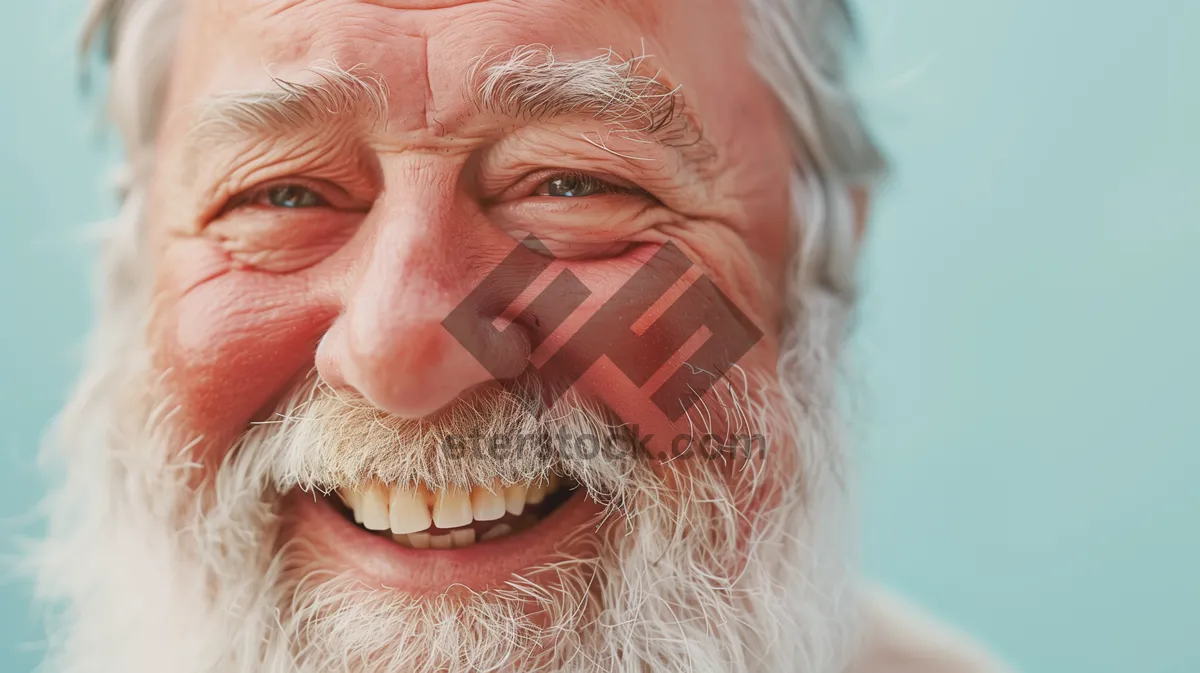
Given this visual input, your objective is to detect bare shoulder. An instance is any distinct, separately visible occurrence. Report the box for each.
[846,584,1015,673]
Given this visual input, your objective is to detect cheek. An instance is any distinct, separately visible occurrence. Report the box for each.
[527,243,783,459]
[150,244,338,459]
[577,338,781,452]
[656,227,787,352]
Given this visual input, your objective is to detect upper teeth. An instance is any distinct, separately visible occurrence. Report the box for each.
[339,475,562,537]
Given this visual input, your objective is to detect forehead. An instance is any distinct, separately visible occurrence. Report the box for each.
[205,0,670,60]
[171,0,762,136]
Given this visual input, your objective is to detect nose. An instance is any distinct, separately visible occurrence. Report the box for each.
[316,188,527,419]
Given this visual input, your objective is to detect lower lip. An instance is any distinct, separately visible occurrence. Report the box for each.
[285,487,606,594]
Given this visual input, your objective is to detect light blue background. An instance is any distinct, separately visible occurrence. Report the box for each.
[1,1,1197,671]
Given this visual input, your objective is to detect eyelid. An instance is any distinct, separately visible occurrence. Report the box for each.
[220,177,365,214]
[501,169,649,201]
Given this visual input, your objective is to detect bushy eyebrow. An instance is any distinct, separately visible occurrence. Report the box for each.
[186,47,712,166]
[470,45,695,141]
[187,62,389,144]
[469,45,714,166]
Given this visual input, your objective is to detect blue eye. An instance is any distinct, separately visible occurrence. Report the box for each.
[265,185,327,208]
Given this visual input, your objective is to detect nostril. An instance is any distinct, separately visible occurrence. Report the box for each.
[314,323,348,390]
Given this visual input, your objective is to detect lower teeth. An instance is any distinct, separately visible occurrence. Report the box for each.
[479,523,512,541]
[389,515,537,549]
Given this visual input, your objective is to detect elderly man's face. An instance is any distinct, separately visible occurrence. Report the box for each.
[123,0,827,669]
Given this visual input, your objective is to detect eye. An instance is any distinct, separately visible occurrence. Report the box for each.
[533,172,632,198]
[219,179,366,216]
[259,184,329,209]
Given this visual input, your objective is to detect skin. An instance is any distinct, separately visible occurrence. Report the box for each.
[145,0,796,590]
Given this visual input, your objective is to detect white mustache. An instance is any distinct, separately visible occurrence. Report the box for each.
[238,374,648,510]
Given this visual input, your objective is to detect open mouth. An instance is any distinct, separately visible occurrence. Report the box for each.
[334,475,578,550]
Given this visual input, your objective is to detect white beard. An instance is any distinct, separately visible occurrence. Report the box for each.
[32,240,855,673]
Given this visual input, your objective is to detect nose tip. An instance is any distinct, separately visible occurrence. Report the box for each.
[317,311,510,419]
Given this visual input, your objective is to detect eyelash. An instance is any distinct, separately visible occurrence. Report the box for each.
[533,171,631,196]
[221,179,342,214]
[220,168,649,219]
[521,170,648,199]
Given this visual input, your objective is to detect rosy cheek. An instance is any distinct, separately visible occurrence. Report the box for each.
[521,245,780,458]
[665,228,784,335]
[148,209,360,448]
[151,265,337,460]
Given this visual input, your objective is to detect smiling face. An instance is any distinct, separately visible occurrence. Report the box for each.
[150,0,793,440]
[39,0,862,670]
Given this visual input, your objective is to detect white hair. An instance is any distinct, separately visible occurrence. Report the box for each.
[31,1,885,671]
